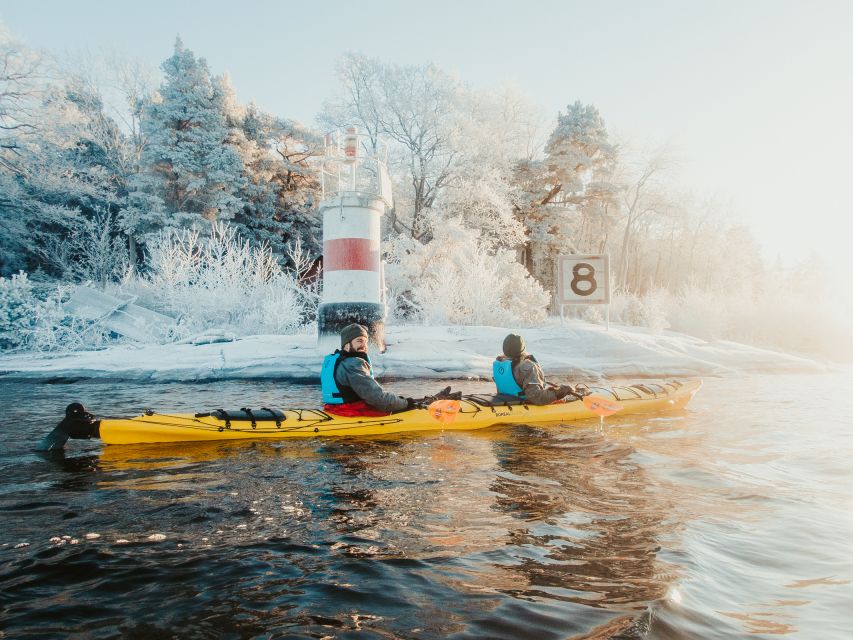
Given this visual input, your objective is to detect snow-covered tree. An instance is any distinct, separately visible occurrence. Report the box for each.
[63,54,156,265]
[419,87,544,249]
[542,101,616,204]
[321,53,467,239]
[0,26,45,273]
[426,165,525,250]
[123,39,245,244]
[513,101,619,302]
[0,25,44,172]
[611,147,675,289]
[1,27,130,279]
[384,219,549,326]
[322,55,549,256]
[226,99,322,266]
[21,82,132,276]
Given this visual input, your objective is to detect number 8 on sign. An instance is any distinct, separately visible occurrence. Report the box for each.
[557,255,610,306]
[570,262,597,296]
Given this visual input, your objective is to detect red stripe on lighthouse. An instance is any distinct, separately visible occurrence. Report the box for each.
[324,238,379,272]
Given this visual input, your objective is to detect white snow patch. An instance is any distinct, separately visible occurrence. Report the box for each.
[0,321,825,385]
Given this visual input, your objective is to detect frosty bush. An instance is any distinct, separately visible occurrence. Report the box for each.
[604,288,670,333]
[582,285,729,339]
[0,273,114,352]
[1,224,319,352]
[384,219,549,326]
[0,273,37,350]
[39,208,130,287]
[123,223,317,336]
[26,285,116,352]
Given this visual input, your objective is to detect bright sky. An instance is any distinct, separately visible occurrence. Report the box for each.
[3,0,852,273]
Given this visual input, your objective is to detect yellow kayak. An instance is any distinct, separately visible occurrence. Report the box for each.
[98,379,701,445]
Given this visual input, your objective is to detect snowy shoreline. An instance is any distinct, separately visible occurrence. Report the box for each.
[0,321,827,384]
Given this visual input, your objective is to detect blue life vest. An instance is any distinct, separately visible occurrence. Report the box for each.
[321,351,373,404]
[493,358,525,398]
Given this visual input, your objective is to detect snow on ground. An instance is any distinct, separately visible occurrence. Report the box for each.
[0,320,826,384]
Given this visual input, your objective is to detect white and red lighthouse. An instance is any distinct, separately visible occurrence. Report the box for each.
[317,129,392,352]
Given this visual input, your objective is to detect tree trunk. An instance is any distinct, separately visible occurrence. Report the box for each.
[618,216,633,289]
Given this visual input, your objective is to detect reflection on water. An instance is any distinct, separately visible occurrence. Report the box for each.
[492,428,676,610]
[1,372,852,638]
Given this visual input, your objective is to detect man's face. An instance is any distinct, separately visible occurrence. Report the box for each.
[347,336,369,352]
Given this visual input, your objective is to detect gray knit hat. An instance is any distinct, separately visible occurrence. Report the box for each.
[341,323,369,348]
[502,333,525,358]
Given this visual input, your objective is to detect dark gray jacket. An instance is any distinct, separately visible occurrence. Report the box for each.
[335,354,408,412]
[497,354,567,405]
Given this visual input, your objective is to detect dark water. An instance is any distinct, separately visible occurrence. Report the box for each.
[1,372,851,639]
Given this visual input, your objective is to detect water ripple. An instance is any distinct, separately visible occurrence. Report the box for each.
[1,373,852,638]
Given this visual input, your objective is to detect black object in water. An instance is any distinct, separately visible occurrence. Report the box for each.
[36,402,101,451]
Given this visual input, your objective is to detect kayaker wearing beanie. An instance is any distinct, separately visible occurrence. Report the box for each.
[321,323,411,417]
[493,333,576,405]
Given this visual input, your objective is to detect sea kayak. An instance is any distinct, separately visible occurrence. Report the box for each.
[97,379,701,445]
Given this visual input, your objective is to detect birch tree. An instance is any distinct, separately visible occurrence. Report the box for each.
[1,28,132,277]
[0,27,44,273]
[321,53,465,239]
[614,149,673,289]
[0,25,43,175]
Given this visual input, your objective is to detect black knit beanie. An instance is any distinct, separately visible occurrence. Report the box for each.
[502,333,525,358]
[340,323,369,348]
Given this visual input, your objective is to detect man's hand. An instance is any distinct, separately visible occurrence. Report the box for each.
[556,385,578,399]
[404,397,424,410]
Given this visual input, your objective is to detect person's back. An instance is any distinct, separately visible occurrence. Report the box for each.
[493,333,575,405]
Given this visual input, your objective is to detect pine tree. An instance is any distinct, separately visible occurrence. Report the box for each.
[515,101,619,304]
[226,100,322,267]
[122,38,245,245]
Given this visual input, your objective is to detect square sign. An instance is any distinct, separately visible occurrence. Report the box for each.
[557,254,610,305]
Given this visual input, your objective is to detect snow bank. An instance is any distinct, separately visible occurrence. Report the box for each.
[0,320,825,383]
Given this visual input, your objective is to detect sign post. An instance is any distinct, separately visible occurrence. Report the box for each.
[556,254,611,329]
